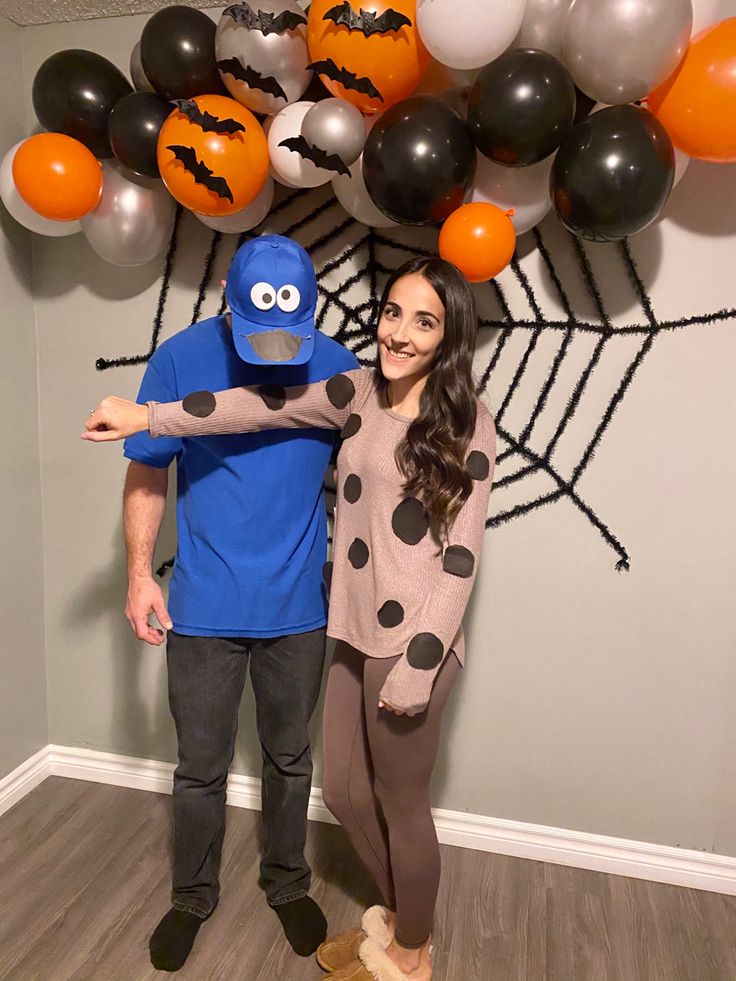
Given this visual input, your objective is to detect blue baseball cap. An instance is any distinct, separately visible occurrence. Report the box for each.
[225,234,318,366]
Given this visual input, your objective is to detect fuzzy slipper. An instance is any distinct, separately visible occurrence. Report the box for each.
[317,906,391,973]
[357,936,433,981]
[361,906,392,949]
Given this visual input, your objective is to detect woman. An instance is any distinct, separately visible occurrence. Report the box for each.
[84,256,496,981]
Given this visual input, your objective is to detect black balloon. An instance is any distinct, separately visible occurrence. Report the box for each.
[32,49,132,158]
[108,92,172,177]
[551,105,675,242]
[363,97,476,226]
[140,5,226,100]
[467,48,575,167]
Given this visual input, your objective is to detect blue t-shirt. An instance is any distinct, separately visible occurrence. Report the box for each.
[123,315,359,638]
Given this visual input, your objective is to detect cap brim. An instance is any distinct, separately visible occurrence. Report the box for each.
[230,311,315,367]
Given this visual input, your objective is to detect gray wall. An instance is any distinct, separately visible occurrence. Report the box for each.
[5,6,736,860]
[0,15,48,779]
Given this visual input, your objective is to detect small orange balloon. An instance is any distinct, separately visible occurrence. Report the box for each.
[157,95,269,216]
[439,203,516,283]
[307,0,430,114]
[12,133,102,221]
[647,17,736,162]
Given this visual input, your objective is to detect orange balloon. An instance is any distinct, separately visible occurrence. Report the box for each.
[439,203,516,283]
[647,17,736,162]
[307,0,430,114]
[12,133,102,221]
[157,95,269,216]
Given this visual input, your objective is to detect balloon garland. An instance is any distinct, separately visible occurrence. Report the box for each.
[2,2,736,269]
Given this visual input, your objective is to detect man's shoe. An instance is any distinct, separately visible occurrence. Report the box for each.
[272,895,328,956]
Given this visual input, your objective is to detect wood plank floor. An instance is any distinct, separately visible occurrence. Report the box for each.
[2,777,736,980]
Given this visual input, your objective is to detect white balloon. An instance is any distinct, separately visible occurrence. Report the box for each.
[470,152,554,234]
[416,0,527,70]
[672,146,690,188]
[0,141,81,237]
[332,154,397,228]
[268,101,334,188]
[81,160,176,266]
[195,176,275,232]
[691,0,720,36]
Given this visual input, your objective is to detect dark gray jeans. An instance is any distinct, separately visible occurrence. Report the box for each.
[166,627,327,917]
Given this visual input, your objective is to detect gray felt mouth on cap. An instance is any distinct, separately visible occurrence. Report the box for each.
[246,330,304,362]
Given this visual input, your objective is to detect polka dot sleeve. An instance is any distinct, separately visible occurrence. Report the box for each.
[377,405,496,716]
[147,367,374,439]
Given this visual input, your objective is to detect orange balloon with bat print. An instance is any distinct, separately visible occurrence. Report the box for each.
[307,0,429,114]
[157,94,269,216]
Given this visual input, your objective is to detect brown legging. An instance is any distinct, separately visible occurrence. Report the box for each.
[321,639,462,949]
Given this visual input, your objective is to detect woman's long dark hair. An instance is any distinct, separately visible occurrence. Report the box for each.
[375,256,479,539]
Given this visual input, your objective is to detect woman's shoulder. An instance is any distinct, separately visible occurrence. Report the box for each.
[341,365,381,405]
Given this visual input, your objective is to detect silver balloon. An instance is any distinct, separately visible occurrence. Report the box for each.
[302,99,366,169]
[215,0,312,115]
[81,160,176,266]
[195,176,275,232]
[129,40,154,93]
[517,0,573,58]
[562,0,692,104]
[332,154,397,228]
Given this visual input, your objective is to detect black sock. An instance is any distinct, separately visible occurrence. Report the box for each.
[272,895,328,956]
[149,908,205,972]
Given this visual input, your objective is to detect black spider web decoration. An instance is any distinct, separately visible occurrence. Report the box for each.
[96,184,736,573]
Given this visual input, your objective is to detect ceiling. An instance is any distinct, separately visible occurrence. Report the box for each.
[0,0,220,26]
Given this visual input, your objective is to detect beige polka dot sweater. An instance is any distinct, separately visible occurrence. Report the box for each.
[148,367,496,715]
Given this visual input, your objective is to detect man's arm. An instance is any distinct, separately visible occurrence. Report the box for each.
[123,460,174,646]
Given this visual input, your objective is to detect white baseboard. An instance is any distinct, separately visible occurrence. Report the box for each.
[0,746,50,815]
[2,744,735,896]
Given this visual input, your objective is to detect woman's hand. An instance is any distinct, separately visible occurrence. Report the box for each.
[81,397,150,442]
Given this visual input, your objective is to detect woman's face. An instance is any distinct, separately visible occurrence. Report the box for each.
[377,273,446,384]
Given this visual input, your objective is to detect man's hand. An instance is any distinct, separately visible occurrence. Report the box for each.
[126,574,173,646]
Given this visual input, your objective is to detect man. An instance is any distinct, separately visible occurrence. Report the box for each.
[122,235,359,972]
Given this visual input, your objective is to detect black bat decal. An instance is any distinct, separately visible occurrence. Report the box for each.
[322,2,412,35]
[307,59,383,101]
[166,145,234,203]
[223,2,307,35]
[216,58,288,101]
[171,99,246,136]
[278,134,351,177]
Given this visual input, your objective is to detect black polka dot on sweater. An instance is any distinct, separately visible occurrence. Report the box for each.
[182,391,216,418]
[322,560,333,593]
[340,414,362,439]
[377,601,404,628]
[259,384,286,411]
[391,497,429,545]
[343,474,362,503]
[348,538,369,569]
[467,450,490,481]
[326,373,356,410]
[406,633,444,670]
[442,545,475,578]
